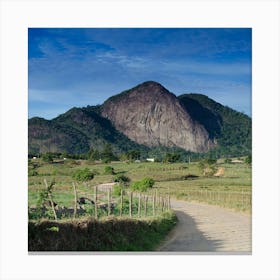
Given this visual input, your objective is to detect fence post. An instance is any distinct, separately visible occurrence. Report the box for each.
[152,194,155,216]
[107,188,111,216]
[120,189,123,217]
[144,196,147,216]
[242,190,244,209]
[129,192,133,217]
[138,193,141,217]
[94,185,98,219]
[43,179,57,221]
[72,182,78,219]
[155,189,158,210]
[168,195,171,210]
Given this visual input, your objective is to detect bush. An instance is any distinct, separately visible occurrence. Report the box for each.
[131,177,155,192]
[164,153,181,163]
[104,166,115,175]
[41,153,53,163]
[114,174,130,186]
[245,155,252,165]
[72,168,94,182]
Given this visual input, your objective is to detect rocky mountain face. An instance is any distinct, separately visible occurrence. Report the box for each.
[28,81,251,156]
[101,81,215,153]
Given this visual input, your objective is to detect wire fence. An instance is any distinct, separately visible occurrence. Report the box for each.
[175,189,251,211]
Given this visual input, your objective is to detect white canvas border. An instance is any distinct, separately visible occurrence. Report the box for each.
[0,0,279,280]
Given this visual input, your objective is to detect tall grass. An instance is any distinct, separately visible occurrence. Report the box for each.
[28,211,177,251]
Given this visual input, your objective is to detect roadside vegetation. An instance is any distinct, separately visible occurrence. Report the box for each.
[28,211,177,251]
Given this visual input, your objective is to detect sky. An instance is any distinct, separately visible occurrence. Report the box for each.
[28,28,252,119]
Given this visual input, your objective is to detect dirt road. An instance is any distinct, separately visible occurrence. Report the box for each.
[158,200,251,253]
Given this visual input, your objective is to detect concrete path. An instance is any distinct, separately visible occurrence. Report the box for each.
[158,200,251,253]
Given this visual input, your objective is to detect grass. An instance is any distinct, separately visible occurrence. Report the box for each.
[29,159,252,213]
[28,211,177,251]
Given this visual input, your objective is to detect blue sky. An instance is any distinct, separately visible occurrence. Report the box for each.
[28,28,252,119]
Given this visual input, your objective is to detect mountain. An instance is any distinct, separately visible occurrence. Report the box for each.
[28,81,251,157]
[28,107,147,155]
[101,81,215,153]
[178,93,251,155]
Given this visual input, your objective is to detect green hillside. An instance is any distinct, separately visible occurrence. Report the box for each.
[179,94,252,157]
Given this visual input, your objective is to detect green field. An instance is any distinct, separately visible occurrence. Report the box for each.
[28,158,252,214]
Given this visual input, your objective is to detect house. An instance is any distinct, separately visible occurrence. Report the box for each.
[231,159,244,164]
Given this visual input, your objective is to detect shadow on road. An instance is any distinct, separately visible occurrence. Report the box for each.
[157,210,223,252]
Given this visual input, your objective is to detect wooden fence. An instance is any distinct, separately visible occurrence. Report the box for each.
[38,180,171,221]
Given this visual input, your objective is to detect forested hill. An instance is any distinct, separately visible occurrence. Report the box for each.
[28,107,148,155]
[178,94,252,156]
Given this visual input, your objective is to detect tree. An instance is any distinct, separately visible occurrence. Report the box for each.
[125,150,140,161]
[101,143,117,162]
[114,174,130,186]
[72,168,94,182]
[41,153,53,163]
[164,153,181,163]
[245,155,252,165]
[131,177,155,192]
[87,149,100,160]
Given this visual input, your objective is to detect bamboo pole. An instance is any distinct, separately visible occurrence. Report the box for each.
[44,179,57,221]
[155,189,158,209]
[72,182,77,219]
[168,195,171,210]
[129,192,133,217]
[94,185,98,219]
[120,189,123,217]
[138,193,141,217]
[242,190,244,209]
[152,194,155,216]
[144,196,147,216]
[107,188,111,216]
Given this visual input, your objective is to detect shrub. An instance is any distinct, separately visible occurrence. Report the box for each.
[104,166,115,175]
[41,153,54,163]
[245,155,252,165]
[164,153,181,163]
[114,174,130,186]
[72,168,94,182]
[131,177,155,192]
